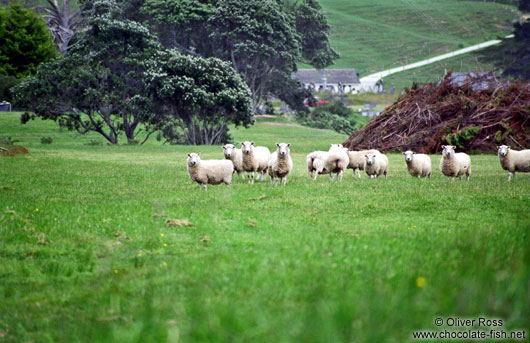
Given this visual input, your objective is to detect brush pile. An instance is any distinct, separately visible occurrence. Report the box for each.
[344,72,530,153]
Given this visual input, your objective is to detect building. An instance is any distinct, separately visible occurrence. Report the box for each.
[293,69,361,94]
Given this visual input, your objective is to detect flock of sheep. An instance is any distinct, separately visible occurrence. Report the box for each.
[186,143,530,189]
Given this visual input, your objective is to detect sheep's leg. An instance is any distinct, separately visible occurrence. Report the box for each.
[198,183,202,190]
[384,170,388,179]
[513,172,516,180]
[428,172,431,179]
[329,173,334,181]
[338,171,343,181]
[356,168,361,178]
[282,177,287,185]
[270,175,274,185]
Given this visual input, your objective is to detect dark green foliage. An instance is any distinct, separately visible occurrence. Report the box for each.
[149,51,252,145]
[13,0,163,144]
[0,73,19,102]
[312,101,353,118]
[40,136,53,144]
[0,4,57,79]
[294,0,339,69]
[443,126,481,149]
[140,0,337,111]
[296,109,355,135]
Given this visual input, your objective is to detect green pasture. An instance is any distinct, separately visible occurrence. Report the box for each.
[0,112,528,343]
[320,0,517,74]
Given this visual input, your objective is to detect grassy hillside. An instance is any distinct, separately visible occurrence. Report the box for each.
[1,112,528,342]
[321,0,517,75]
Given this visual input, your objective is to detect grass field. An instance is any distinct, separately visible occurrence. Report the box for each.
[382,43,502,91]
[1,112,529,343]
[320,0,517,74]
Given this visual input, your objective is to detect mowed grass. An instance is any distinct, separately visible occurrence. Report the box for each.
[0,112,529,343]
[320,0,517,74]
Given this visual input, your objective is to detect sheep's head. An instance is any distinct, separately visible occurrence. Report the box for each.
[187,153,201,166]
[403,150,414,162]
[441,145,456,158]
[241,141,254,154]
[276,143,290,156]
[329,143,343,152]
[223,144,236,158]
[365,154,377,166]
[497,145,510,157]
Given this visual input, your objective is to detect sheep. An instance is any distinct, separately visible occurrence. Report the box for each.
[346,149,381,178]
[222,144,244,178]
[241,141,271,184]
[325,144,349,181]
[306,151,330,180]
[439,145,471,181]
[187,153,234,190]
[364,153,388,179]
[497,145,530,181]
[268,143,293,186]
[402,150,432,178]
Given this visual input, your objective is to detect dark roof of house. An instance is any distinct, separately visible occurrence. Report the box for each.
[293,69,360,84]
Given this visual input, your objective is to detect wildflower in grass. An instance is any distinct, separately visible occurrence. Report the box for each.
[114,232,119,236]
[408,227,411,230]
[138,253,142,257]
[163,243,167,247]
[416,276,426,288]
[35,208,39,212]
[114,269,119,274]
[160,233,164,237]
[413,225,417,228]
[162,262,167,267]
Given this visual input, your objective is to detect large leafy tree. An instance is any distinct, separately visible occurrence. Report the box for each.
[139,0,337,111]
[14,0,162,144]
[148,51,252,145]
[0,3,57,79]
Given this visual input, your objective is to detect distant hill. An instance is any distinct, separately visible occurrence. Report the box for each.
[319,0,518,83]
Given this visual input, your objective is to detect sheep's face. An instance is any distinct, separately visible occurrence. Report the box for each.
[497,145,509,157]
[187,153,200,166]
[365,154,376,166]
[276,143,290,156]
[403,150,414,162]
[241,141,254,154]
[441,145,456,157]
[223,144,236,158]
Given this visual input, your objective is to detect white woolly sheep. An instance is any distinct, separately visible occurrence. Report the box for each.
[222,144,244,178]
[364,153,388,178]
[346,149,381,178]
[325,144,349,181]
[187,153,234,190]
[306,151,330,180]
[497,145,530,181]
[402,150,432,178]
[439,145,471,181]
[241,141,271,184]
[268,143,293,186]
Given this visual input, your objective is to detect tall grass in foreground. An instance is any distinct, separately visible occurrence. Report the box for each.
[0,112,528,343]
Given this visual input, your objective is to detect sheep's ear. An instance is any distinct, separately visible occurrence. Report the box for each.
[251,142,254,145]
[441,145,445,149]
[412,152,416,154]
[187,153,191,157]
[364,154,368,157]
[240,142,244,146]
[276,143,280,147]
[402,152,406,155]
[287,143,291,147]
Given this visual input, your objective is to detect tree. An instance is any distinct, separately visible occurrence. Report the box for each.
[148,51,253,145]
[38,0,84,55]
[0,3,57,79]
[292,0,339,69]
[207,0,301,112]
[139,0,338,111]
[14,0,162,144]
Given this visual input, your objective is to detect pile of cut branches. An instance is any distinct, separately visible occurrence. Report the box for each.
[344,72,530,153]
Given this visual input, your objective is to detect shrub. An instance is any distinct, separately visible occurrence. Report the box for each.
[40,137,53,144]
